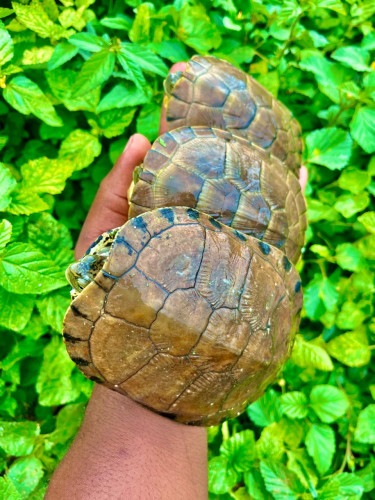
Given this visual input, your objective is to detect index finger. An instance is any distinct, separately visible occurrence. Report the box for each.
[159,62,187,136]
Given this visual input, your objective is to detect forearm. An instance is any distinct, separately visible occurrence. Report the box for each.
[45,385,208,500]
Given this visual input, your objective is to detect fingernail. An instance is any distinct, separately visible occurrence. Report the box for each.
[123,135,134,152]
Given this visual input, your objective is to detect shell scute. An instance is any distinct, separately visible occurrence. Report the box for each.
[90,314,156,385]
[105,268,168,328]
[150,288,212,355]
[119,354,200,412]
[136,223,205,292]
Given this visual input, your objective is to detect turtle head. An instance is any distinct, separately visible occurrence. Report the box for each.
[66,228,120,294]
[163,71,183,98]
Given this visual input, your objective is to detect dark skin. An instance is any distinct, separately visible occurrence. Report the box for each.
[46,62,307,500]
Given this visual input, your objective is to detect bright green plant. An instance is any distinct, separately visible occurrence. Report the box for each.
[0,0,374,498]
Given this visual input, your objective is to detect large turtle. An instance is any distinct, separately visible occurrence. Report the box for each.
[127,127,306,264]
[63,56,307,426]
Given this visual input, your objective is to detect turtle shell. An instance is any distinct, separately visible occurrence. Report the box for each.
[63,207,302,426]
[165,55,303,174]
[128,127,307,264]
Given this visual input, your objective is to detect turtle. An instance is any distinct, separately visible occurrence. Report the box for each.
[64,207,303,426]
[163,55,303,175]
[63,55,307,426]
[127,126,307,265]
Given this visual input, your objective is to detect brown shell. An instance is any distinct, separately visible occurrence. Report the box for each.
[128,127,307,264]
[63,207,303,426]
[165,55,303,174]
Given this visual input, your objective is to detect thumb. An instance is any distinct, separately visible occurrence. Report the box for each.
[75,133,151,260]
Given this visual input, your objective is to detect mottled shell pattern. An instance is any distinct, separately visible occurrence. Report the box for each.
[63,55,307,426]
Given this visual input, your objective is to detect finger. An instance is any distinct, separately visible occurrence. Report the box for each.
[159,62,187,136]
[299,165,308,192]
[75,134,151,259]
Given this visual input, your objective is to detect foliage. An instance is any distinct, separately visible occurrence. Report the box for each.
[0,0,374,498]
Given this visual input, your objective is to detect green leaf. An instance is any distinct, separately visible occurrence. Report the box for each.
[0,26,13,65]
[27,213,73,266]
[45,68,101,112]
[336,301,367,330]
[72,49,115,97]
[21,45,54,66]
[208,456,239,494]
[0,163,16,211]
[338,167,370,194]
[149,40,189,64]
[0,8,14,19]
[3,75,63,127]
[48,41,79,70]
[280,392,308,419]
[247,389,282,427]
[58,129,101,171]
[358,212,375,233]
[305,423,335,475]
[36,336,81,406]
[94,107,136,138]
[0,287,34,332]
[350,107,375,154]
[12,1,67,39]
[220,430,256,472]
[287,449,318,491]
[7,188,49,216]
[119,43,168,77]
[315,0,346,14]
[327,330,370,367]
[256,423,284,460]
[116,51,147,90]
[37,291,70,332]
[260,460,304,500]
[244,470,270,500]
[8,457,44,497]
[0,219,12,249]
[129,3,152,43]
[303,276,339,320]
[319,473,364,499]
[68,33,108,52]
[335,192,370,218]
[277,417,305,449]
[0,242,66,294]
[44,403,87,463]
[335,243,366,271]
[0,337,43,371]
[136,102,161,141]
[21,157,74,195]
[299,55,351,103]
[363,70,375,100]
[354,404,375,443]
[332,46,370,71]
[310,385,349,423]
[356,457,375,492]
[178,4,222,53]
[291,334,334,371]
[0,420,40,456]
[97,83,150,113]
[0,477,22,500]
[305,128,352,170]
[100,15,132,30]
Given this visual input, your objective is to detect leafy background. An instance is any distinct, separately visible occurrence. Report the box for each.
[0,0,374,498]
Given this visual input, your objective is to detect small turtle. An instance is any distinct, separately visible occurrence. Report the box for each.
[64,208,303,426]
[63,55,307,426]
[164,55,303,174]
